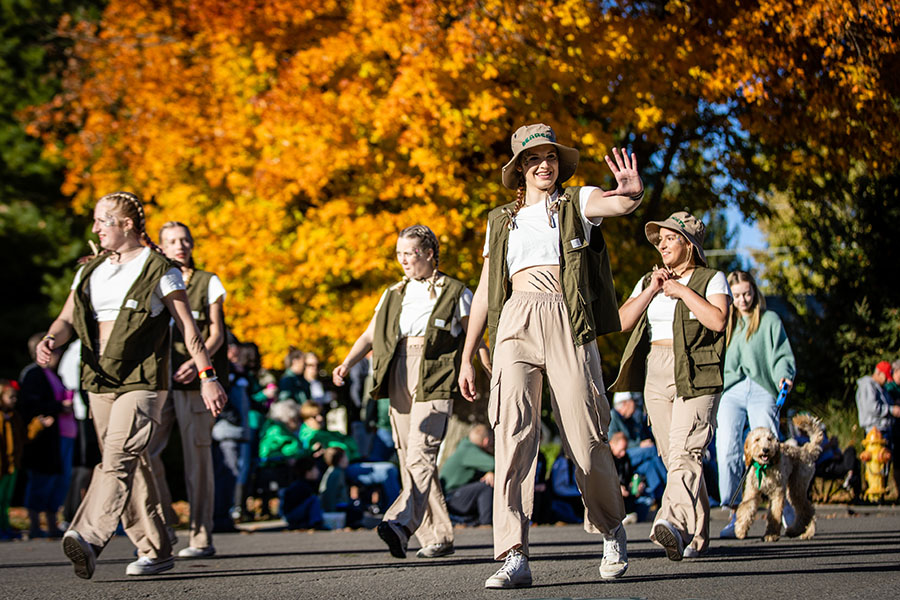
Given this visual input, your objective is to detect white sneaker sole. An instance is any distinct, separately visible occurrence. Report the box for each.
[62,533,95,580]
[126,557,175,576]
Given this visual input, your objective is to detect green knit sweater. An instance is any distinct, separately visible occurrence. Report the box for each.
[723,310,796,399]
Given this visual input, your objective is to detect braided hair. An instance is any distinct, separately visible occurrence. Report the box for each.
[98,192,165,255]
[505,156,566,228]
[398,224,440,267]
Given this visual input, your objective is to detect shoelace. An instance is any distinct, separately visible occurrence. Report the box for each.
[497,551,524,575]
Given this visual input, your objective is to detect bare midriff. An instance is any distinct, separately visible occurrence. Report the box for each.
[651,339,673,346]
[511,265,562,293]
[97,321,115,356]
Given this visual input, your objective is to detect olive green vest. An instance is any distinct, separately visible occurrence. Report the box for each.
[609,267,726,399]
[171,270,230,391]
[370,275,467,402]
[72,250,177,393]
[486,186,621,356]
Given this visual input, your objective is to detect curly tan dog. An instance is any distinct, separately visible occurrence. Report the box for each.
[734,414,824,542]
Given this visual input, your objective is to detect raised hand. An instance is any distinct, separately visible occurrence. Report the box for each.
[601,147,643,198]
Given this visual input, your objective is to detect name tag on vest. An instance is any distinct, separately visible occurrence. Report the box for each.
[570,238,585,249]
[125,299,138,309]
[434,318,446,328]
[689,311,697,320]
[192,310,201,320]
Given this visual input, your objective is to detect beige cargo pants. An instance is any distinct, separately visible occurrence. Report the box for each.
[644,345,719,553]
[71,390,172,560]
[382,338,454,548]
[489,292,625,560]
[148,389,215,550]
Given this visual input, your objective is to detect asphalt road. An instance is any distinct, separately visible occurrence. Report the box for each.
[1,505,898,600]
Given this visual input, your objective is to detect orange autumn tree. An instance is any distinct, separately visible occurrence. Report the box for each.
[28,0,900,371]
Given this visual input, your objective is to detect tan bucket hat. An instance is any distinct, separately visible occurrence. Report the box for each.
[501,124,580,189]
[644,211,708,267]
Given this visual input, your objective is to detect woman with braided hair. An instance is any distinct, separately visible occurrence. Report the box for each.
[35,192,227,579]
[458,124,644,588]
[333,225,482,560]
[143,221,228,559]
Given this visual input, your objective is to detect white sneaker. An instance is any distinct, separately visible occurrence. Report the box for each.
[484,548,532,589]
[377,521,409,559]
[126,555,175,576]
[651,519,684,561]
[682,546,702,559]
[622,512,639,525]
[416,542,455,558]
[719,513,737,539]
[178,546,215,558]
[600,524,629,579]
[62,530,96,580]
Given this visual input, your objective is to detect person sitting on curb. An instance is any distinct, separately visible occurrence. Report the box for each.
[440,424,495,527]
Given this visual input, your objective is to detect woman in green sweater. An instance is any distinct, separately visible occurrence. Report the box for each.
[716,270,795,538]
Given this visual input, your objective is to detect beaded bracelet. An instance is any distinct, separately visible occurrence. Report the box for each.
[42,334,56,342]
[200,375,219,384]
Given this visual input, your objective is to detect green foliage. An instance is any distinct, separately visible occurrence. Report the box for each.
[0,0,103,376]
[760,170,900,416]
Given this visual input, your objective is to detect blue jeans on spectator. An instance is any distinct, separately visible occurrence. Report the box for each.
[346,462,401,506]
[716,377,778,507]
[626,445,667,502]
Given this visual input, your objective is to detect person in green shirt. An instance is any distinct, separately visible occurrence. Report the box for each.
[440,424,496,527]
[258,400,308,463]
[716,270,795,539]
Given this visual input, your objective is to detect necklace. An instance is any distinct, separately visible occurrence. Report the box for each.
[109,245,144,264]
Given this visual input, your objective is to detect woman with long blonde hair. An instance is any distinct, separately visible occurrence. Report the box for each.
[716,270,795,538]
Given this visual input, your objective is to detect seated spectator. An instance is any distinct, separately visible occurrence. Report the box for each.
[609,392,667,504]
[279,349,311,403]
[548,451,584,524]
[278,457,324,530]
[789,414,861,500]
[609,432,649,523]
[298,401,401,507]
[1,380,25,540]
[319,447,350,512]
[440,424,495,526]
[856,361,899,438]
[258,401,309,464]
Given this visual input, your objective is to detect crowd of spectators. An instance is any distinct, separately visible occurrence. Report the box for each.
[2,331,898,541]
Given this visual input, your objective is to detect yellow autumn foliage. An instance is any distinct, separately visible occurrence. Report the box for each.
[26,0,900,371]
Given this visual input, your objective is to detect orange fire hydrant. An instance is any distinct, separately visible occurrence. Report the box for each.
[859,427,892,502]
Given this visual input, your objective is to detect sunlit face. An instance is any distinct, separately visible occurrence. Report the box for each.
[731,280,756,316]
[0,389,16,410]
[396,236,434,280]
[655,228,691,269]
[91,199,132,251]
[519,144,558,191]
[160,226,194,265]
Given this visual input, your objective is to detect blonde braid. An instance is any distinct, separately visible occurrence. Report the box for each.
[100,191,166,256]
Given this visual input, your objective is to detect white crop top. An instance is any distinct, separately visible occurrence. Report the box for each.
[375,277,474,337]
[628,270,732,342]
[483,187,601,277]
[71,247,186,322]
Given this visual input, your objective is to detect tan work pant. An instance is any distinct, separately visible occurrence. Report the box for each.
[644,345,719,553]
[71,390,172,560]
[148,389,215,549]
[382,338,454,548]
[489,292,625,560]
